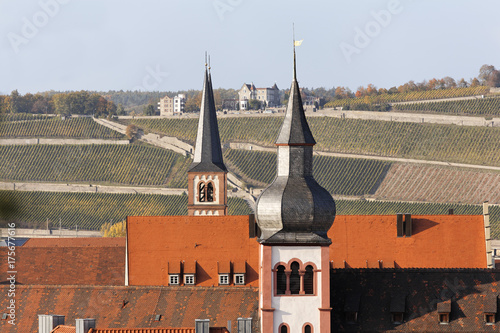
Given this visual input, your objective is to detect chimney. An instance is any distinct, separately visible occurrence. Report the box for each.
[397,214,404,237]
[405,214,412,237]
[195,319,210,333]
[484,201,493,268]
[76,318,96,333]
[38,314,64,333]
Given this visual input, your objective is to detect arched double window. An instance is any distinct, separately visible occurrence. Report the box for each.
[276,265,286,295]
[198,181,214,202]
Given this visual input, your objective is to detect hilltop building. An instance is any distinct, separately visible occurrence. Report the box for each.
[0,53,499,333]
[158,94,186,116]
[238,83,280,110]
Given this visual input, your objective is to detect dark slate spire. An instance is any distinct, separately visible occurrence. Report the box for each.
[275,46,315,145]
[255,43,336,244]
[188,61,227,173]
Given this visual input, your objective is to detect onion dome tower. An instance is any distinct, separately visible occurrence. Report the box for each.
[256,41,335,333]
[187,57,228,216]
[255,47,336,244]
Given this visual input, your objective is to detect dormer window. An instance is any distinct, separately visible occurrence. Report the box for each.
[233,261,246,285]
[219,274,229,285]
[437,301,451,324]
[483,295,497,325]
[485,313,495,325]
[218,261,231,285]
[168,261,181,286]
[390,295,406,325]
[234,274,245,285]
[344,292,361,324]
[184,274,195,285]
[183,261,197,285]
[169,274,179,285]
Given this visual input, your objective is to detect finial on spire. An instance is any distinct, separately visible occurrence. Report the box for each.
[293,23,297,80]
[205,51,208,68]
[208,55,211,72]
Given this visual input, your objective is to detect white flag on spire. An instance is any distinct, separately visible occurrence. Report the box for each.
[294,39,303,46]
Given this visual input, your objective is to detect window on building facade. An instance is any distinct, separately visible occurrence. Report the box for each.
[219,274,229,285]
[303,324,312,333]
[234,273,245,285]
[169,274,179,285]
[289,261,300,294]
[276,265,286,295]
[184,274,195,285]
[304,265,314,294]
[279,324,288,333]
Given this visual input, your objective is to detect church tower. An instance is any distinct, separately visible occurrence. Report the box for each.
[187,60,228,216]
[255,45,336,333]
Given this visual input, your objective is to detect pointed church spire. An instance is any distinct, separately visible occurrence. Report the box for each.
[188,57,227,173]
[255,39,335,244]
[275,36,315,145]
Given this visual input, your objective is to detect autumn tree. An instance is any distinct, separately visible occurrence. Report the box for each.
[100,220,126,237]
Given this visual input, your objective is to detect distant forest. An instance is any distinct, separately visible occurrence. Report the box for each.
[1,64,498,116]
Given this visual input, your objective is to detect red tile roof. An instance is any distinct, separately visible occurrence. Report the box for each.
[51,325,76,333]
[127,215,259,287]
[0,245,125,285]
[329,215,487,268]
[24,237,125,247]
[87,328,228,333]
[0,285,258,333]
[88,329,195,333]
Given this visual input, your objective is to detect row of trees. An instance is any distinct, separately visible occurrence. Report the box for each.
[352,64,500,99]
[0,90,122,117]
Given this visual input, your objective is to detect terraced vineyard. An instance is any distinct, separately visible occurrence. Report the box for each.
[126,117,500,167]
[0,191,253,230]
[393,96,500,116]
[0,144,190,187]
[373,164,500,205]
[2,190,497,237]
[0,114,52,122]
[324,86,490,108]
[0,117,123,138]
[223,149,390,196]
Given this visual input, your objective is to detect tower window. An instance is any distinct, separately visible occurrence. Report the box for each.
[206,182,214,202]
[304,324,312,333]
[276,265,286,295]
[304,265,314,294]
[279,324,289,333]
[199,182,205,202]
[289,261,300,294]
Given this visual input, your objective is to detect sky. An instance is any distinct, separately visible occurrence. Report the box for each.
[1,0,499,94]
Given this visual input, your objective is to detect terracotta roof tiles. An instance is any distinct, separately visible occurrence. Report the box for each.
[0,285,258,333]
[329,215,487,268]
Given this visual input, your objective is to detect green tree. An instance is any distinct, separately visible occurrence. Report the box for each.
[144,104,155,116]
[248,99,261,110]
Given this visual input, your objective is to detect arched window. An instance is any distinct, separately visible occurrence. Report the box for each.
[276,265,286,295]
[289,261,300,294]
[304,324,312,333]
[304,265,314,294]
[198,182,205,202]
[279,324,288,333]
[206,182,214,202]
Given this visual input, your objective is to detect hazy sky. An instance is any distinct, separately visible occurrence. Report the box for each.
[1,0,499,94]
